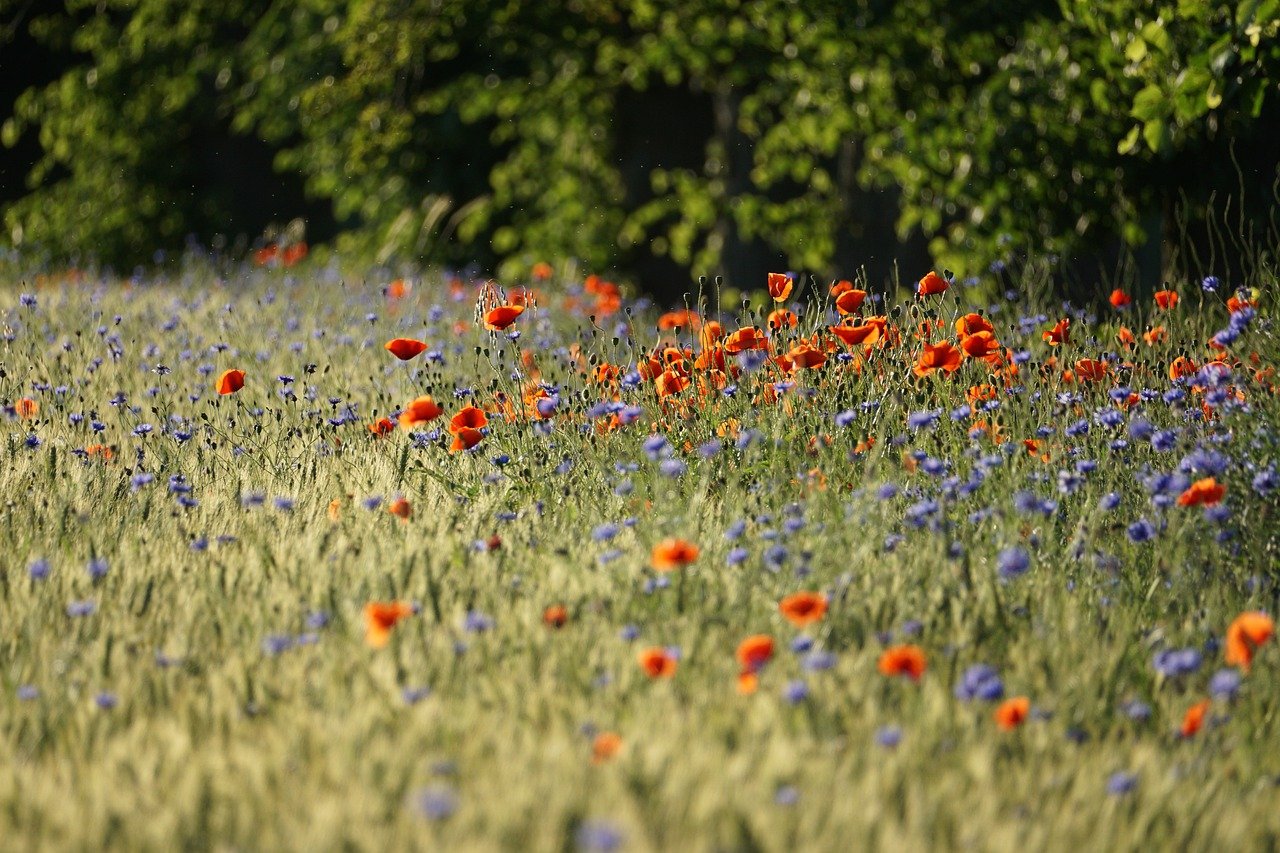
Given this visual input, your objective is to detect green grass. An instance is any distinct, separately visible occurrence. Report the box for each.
[2,260,1279,851]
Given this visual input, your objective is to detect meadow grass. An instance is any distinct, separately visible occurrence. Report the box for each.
[2,258,1279,851]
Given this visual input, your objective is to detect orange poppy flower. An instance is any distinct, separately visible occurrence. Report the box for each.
[388,497,412,520]
[699,320,724,349]
[830,279,855,296]
[913,341,962,377]
[737,670,760,695]
[384,338,428,360]
[368,417,395,436]
[591,731,623,764]
[84,443,114,461]
[363,601,414,648]
[960,331,1001,359]
[253,244,278,266]
[768,272,794,302]
[543,604,569,628]
[1143,326,1167,346]
[724,327,769,353]
[638,647,678,678]
[1154,289,1179,309]
[1177,476,1225,507]
[1109,289,1131,308]
[450,406,489,434]
[955,313,994,336]
[1169,356,1198,381]
[787,344,827,369]
[216,369,246,395]
[328,498,343,522]
[450,426,484,453]
[835,288,869,314]
[484,304,525,331]
[656,369,691,398]
[1074,359,1109,382]
[736,635,775,673]
[399,396,444,429]
[878,644,926,681]
[532,262,554,280]
[916,270,949,296]
[14,397,39,418]
[1227,294,1254,313]
[651,538,700,571]
[779,591,827,626]
[386,278,410,299]
[831,319,882,348]
[1180,698,1211,738]
[1042,319,1070,346]
[1225,611,1274,672]
[995,696,1031,730]
[281,242,308,267]
[768,309,798,329]
[658,309,701,331]
[1117,326,1136,348]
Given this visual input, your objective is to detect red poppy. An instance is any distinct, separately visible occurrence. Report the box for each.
[387,498,412,520]
[254,244,279,266]
[767,309,798,329]
[399,396,444,429]
[543,604,569,628]
[651,538,699,571]
[1154,289,1179,309]
[15,397,39,419]
[960,331,1001,359]
[281,242,308,267]
[787,344,827,370]
[1073,359,1109,382]
[878,645,926,681]
[1180,698,1211,737]
[835,288,869,314]
[916,270,949,296]
[368,418,395,436]
[484,304,525,331]
[1042,318,1070,346]
[450,426,484,453]
[768,272,794,302]
[1225,611,1273,672]
[364,601,414,648]
[778,592,827,626]
[216,369,246,395]
[913,342,962,377]
[831,319,883,347]
[656,369,691,398]
[386,278,410,299]
[450,406,489,434]
[955,313,994,336]
[995,697,1031,730]
[724,327,769,353]
[592,732,623,763]
[385,338,428,360]
[736,635,775,673]
[1109,289,1131,308]
[658,309,701,331]
[638,647,678,678]
[1227,294,1254,313]
[1177,476,1225,507]
[1169,356,1197,380]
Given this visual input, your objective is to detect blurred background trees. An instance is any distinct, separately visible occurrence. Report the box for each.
[2,0,1279,297]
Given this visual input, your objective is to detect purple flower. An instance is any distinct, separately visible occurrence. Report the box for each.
[955,664,1004,701]
[28,558,50,581]
[1209,668,1242,699]
[95,692,118,710]
[413,786,458,821]
[1126,518,1157,543]
[782,680,810,704]
[1120,699,1152,722]
[1152,648,1202,678]
[67,599,96,617]
[1106,772,1138,796]
[774,785,800,806]
[87,557,109,580]
[876,725,903,748]
[463,611,494,633]
[575,820,625,852]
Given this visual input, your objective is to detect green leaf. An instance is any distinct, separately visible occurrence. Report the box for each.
[1117,125,1141,155]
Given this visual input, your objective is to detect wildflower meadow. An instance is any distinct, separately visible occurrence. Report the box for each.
[3,254,1280,851]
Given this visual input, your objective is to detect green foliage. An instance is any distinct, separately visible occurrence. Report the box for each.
[2,0,1279,281]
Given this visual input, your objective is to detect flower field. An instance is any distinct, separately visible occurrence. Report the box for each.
[2,258,1279,850]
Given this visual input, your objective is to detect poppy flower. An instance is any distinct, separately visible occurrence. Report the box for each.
[484,304,525,331]
[1227,293,1254,313]
[724,327,769,353]
[955,313,994,336]
[1154,290,1179,309]
[913,342,962,377]
[253,244,279,266]
[216,369,246,395]
[658,309,701,331]
[388,498,412,520]
[768,272,794,302]
[787,344,827,370]
[15,397,39,419]
[916,270,949,296]
[364,601,414,648]
[84,444,114,461]
[1169,356,1198,381]
[327,498,342,522]
[385,338,428,360]
[1176,476,1225,507]
[835,288,869,314]
[450,426,484,453]
[638,647,678,678]
[281,242,308,267]
[386,278,410,299]
[1073,359,1109,382]
[698,320,725,350]
[736,635,775,673]
[1117,327,1137,348]
[368,418,395,436]
[1042,319,1070,346]
[779,591,828,627]
[1109,289,1131,308]
[591,732,623,764]
[1225,611,1273,672]
[878,644,926,681]
[830,279,855,296]
[831,319,882,347]
[532,262,554,281]
[960,331,1001,359]
[1179,698,1211,737]
[737,671,760,695]
[656,369,690,398]
[651,538,700,571]
[994,696,1031,730]
[543,604,569,628]
[399,396,444,429]
[1143,326,1167,346]
[450,406,489,434]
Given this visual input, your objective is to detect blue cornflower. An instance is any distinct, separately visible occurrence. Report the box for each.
[575,820,625,852]
[1106,772,1138,796]
[782,680,810,704]
[87,557,109,580]
[876,726,903,748]
[1209,668,1242,700]
[463,611,494,633]
[996,547,1031,580]
[1152,648,1202,678]
[955,664,1004,701]
[413,786,458,821]
[1126,518,1157,543]
[28,558,51,581]
[67,599,96,617]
